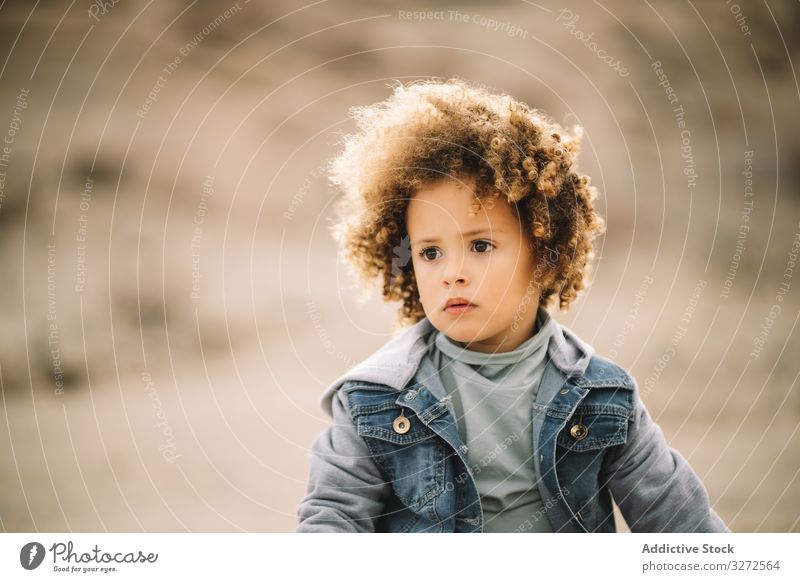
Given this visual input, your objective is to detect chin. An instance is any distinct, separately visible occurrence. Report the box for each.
[434,321,483,343]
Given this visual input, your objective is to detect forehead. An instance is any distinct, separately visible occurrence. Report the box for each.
[405,179,521,240]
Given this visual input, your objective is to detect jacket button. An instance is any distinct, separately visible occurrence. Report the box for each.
[570,423,589,441]
[559,388,569,395]
[393,413,411,434]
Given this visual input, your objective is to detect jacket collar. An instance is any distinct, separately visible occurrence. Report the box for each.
[320,306,595,416]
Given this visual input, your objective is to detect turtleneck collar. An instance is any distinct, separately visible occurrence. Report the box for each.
[432,309,554,368]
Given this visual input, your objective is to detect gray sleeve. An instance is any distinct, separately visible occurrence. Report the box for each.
[296,388,392,532]
[603,383,730,533]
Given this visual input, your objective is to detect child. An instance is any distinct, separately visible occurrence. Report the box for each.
[296,78,728,533]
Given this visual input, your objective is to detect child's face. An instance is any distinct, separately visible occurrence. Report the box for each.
[406,178,544,353]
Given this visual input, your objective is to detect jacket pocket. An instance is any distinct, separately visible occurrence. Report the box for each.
[351,394,446,509]
[555,403,630,452]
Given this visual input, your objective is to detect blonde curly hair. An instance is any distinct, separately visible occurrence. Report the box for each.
[328,78,604,328]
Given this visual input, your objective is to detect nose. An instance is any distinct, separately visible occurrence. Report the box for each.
[442,255,470,287]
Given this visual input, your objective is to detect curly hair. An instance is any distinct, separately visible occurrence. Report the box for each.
[328,78,604,328]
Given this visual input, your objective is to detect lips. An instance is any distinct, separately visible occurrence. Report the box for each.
[444,297,476,313]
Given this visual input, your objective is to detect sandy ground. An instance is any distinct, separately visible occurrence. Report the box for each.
[0,1,798,532]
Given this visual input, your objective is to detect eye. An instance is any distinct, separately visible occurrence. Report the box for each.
[419,247,442,261]
[472,240,495,253]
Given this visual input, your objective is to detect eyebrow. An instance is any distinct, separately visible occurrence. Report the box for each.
[411,228,504,245]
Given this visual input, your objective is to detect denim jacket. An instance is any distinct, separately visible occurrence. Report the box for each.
[297,310,729,533]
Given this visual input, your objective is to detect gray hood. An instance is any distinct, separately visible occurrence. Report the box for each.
[319,307,595,417]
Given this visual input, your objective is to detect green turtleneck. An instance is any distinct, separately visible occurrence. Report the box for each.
[425,309,555,532]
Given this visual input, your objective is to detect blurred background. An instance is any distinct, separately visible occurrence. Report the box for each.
[0,0,798,532]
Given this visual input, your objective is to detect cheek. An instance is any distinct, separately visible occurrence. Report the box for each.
[485,253,521,280]
[417,274,435,296]
[496,256,535,293]
[410,262,432,298]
